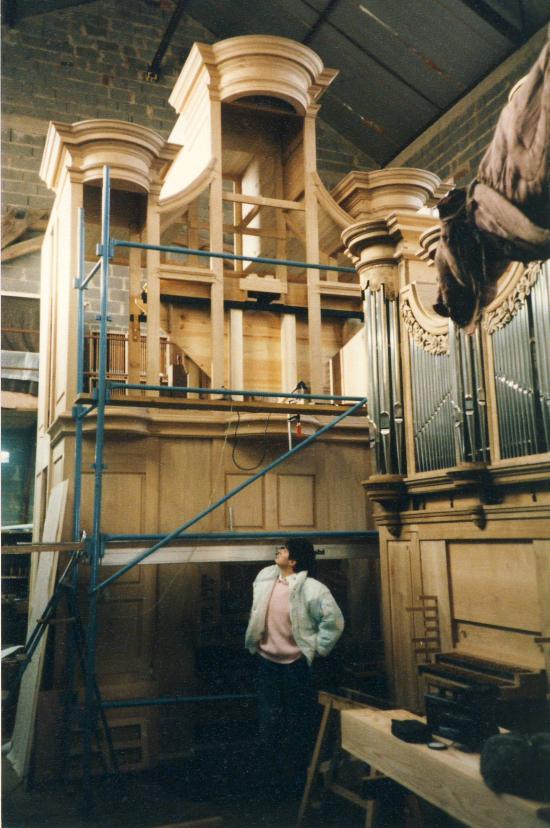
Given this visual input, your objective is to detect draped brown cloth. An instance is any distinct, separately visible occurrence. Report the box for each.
[434,32,550,329]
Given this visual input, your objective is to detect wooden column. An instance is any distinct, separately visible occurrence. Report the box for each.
[303,112,323,394]
[229,308,244,399]
[209,97,225,389]
[280,313,297,394]
[146,193,161,389]
[128,239,142,386]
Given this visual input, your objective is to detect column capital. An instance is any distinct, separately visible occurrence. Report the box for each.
[339,168,442,295]
[332,168,440,220]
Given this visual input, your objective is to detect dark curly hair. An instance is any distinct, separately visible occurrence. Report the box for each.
[284,537,317,577]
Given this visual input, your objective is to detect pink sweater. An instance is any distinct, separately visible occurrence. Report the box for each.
[257,578,302,664]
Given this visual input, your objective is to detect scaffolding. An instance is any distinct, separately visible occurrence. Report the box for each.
[64,166,375,803]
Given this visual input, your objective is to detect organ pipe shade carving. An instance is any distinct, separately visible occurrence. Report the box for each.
[363,286,404,476]
[491,261,550,458]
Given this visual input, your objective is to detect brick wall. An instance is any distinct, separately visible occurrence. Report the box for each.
[388,26,548,188]
[1,0,376,216]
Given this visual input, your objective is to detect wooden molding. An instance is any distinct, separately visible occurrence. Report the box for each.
[332,168,440,220]
[39,119,167,193]
[483,262,541,333]
[400,289,449,355]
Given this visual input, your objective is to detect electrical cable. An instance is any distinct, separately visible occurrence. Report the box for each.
[128,397,235,616]
[231,409,272,471]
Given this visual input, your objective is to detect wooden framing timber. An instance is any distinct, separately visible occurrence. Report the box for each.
[74,392,367,417]
[222,191,305,211]
[2,542,86,554]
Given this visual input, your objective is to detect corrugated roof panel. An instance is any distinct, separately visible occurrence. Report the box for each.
[312,26,439,128]
[321,0,505,107]
[186,0,316,41]
[12,0,547,165]
[318,93,400,161]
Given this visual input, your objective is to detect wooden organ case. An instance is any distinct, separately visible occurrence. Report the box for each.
[31,36,387,778]
[338,179,550,724]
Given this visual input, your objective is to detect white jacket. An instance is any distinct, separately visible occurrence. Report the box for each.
[245,565,344,665]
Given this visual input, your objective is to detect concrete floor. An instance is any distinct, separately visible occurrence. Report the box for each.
[2,748,369,828]
[2,741,464,828]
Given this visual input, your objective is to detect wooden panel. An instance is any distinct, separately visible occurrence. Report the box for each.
[167,306,215,379]
[420,540,453,653]
[81,564,157,680]
[96,599,146,661]
[155,563,200,757]
[449,542,541,631]
[158,440,212,533]
[277,473,314,527]
[454,622,543,668]
[7,480,68,780]
[243,310,282,392]
[80,472,145,536]
[386,539,421,710]
[225,473,264,528]
[533,540,550,681]
[315,444,370,530]
[338,326,367,397]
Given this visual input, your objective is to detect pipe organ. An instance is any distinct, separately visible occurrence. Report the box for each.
[408,338,454,473]
[32,35,382,779]
[490,261,550,459]
[30,31,549,776]
[340,181,550,710]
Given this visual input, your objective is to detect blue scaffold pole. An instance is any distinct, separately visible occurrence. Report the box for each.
[62,208,88,778]
[82,166,112,807]
[112,238,356,274]
[92,395,368,594]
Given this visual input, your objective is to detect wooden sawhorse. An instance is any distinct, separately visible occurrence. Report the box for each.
[297,690,422,828]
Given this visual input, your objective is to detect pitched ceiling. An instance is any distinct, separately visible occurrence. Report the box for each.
[5,0,550,165]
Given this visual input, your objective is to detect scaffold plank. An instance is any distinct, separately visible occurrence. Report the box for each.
[74,392,368,417]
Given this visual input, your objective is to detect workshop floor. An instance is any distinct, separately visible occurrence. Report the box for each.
[2,743,463,828]
[2,747,365,828]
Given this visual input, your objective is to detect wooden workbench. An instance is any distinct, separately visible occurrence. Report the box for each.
[341,707,550,828]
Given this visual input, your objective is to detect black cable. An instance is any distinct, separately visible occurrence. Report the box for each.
[231,410,272,471]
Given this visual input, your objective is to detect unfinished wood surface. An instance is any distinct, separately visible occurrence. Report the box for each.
[2,542,85,554]
[209,98,225,389]
[74,392,366,417]
[419,540,453,653]
[7,479,68,781]
[101,542,378,567]
[277,474,315,527]
[341,707,550,828]
[304,114,323,394]
[386,539,422,710]
[222,190,305,211]
[280,313,298,394]
[533,540,550,682]
[80,471,145,536]
[448,541,540,631]
[454,622,543,668]
[128,241,143,385]
[158,439,213,533]
[1,234,44,262]
[315,443,370,530]
[146,198,161,388]
[229,309,244,398]
[225,473,264,528]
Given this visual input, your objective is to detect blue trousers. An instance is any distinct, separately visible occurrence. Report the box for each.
[256,655,315,788]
